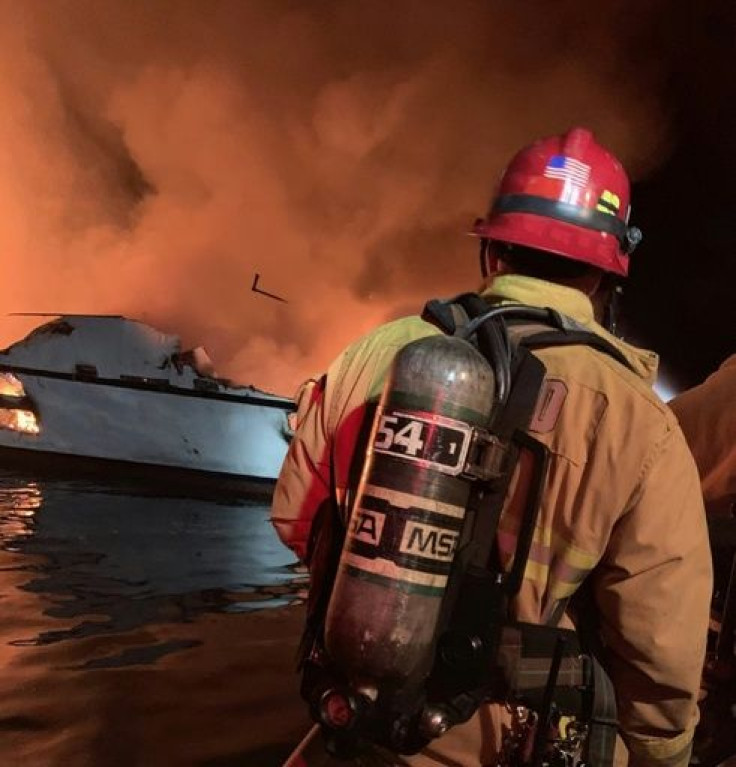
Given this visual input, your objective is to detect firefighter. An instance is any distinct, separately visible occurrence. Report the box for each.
[271,127,713,766]
[670,358,736,766]
[670,355,736,515]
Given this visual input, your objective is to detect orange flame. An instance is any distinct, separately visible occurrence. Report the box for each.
[0,374,40,435]
[0,373,24,398]
[0,3,676,396]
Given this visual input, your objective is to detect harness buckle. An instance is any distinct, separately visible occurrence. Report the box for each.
[462,428,511,482]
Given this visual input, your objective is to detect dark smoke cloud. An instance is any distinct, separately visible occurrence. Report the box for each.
[1,0,676,393]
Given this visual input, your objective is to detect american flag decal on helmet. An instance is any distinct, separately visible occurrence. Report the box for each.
[543,155,591,187]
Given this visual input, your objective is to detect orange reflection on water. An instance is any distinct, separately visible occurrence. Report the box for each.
[0,479,42,541]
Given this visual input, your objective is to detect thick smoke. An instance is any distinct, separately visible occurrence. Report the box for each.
[0,0,674,394]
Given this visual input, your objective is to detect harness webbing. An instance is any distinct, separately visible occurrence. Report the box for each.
[422,293,621,767]
[299,294,623,766]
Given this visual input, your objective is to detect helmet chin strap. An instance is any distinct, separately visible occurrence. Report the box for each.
[602,282,624,336]
[479,238,497,279]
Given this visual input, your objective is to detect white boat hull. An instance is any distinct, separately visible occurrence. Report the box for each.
[0,373,293,483]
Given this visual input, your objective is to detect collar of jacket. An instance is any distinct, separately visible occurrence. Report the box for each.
[478,274,659,385]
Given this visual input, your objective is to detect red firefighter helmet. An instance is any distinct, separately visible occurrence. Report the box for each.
[473,127,642,277]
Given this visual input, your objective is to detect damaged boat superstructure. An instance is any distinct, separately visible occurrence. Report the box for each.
[0,315,294,487]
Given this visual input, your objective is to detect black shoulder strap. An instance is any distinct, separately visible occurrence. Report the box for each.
[422,294,636,375]
[425,294,620,766]
[423,294,514,403]
[422,292,485,335]
[518,328,634,373]
[296,447,343,669]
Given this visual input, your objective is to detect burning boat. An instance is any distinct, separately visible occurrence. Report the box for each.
[0,315,294,490]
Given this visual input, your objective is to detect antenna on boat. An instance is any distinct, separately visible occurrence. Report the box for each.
[251,273,288,303]
[8,313,124,318]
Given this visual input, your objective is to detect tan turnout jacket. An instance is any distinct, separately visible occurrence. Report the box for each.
[670,354,736,512]
[272,274,712,767]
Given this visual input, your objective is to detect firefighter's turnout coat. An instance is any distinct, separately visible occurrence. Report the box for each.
[271,274,712,767]
[670,354,736,513]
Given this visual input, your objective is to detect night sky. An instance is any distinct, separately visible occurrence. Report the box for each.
[626,1,736,390]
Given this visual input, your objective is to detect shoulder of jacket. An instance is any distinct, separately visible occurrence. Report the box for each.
[336,315,440,363]
[324,316,442,424]
[535,342,677,426]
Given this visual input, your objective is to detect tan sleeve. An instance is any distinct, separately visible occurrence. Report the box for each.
[670,357,736,507]
[270,317,441,563]
[270,373,332,563]
[593,422,713,767]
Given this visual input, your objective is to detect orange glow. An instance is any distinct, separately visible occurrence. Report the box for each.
[0,373,24,398]
[0,408,40,436]
[0,374,40,435]
[11,410,40,435]
[0,4,674,396]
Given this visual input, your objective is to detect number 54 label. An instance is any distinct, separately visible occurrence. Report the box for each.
[372,409,472,475]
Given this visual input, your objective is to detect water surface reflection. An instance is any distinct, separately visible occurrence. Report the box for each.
[0,469,310,766]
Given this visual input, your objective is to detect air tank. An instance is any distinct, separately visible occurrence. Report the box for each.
[323,334,496,690]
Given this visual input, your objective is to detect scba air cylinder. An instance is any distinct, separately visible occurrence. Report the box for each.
[323,334,496,690]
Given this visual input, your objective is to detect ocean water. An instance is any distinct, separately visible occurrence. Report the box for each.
[0,468,311,766]
[1,466,733,767]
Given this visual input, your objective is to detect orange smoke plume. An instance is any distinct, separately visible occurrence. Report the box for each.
[0,1,673,395]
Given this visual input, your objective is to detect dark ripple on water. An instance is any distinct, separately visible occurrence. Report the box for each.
[0,469,311,766]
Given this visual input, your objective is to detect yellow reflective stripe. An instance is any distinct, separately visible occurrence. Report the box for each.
[499,526,598,570]
[533,522,552,547]
[498,525,597,598]
[520,561,579,599]
[522,558,548,583]
[624,726,695,766]
[550,530,599,570]
[548,580,581,600]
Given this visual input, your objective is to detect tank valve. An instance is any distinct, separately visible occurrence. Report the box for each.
[317,687,369,730]
[420,706,451,738]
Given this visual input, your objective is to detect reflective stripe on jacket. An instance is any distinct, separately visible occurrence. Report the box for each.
[271,274,712,767]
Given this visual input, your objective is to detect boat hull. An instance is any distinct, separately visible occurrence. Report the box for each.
[0,444,280,498]
[0,372,293,486]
